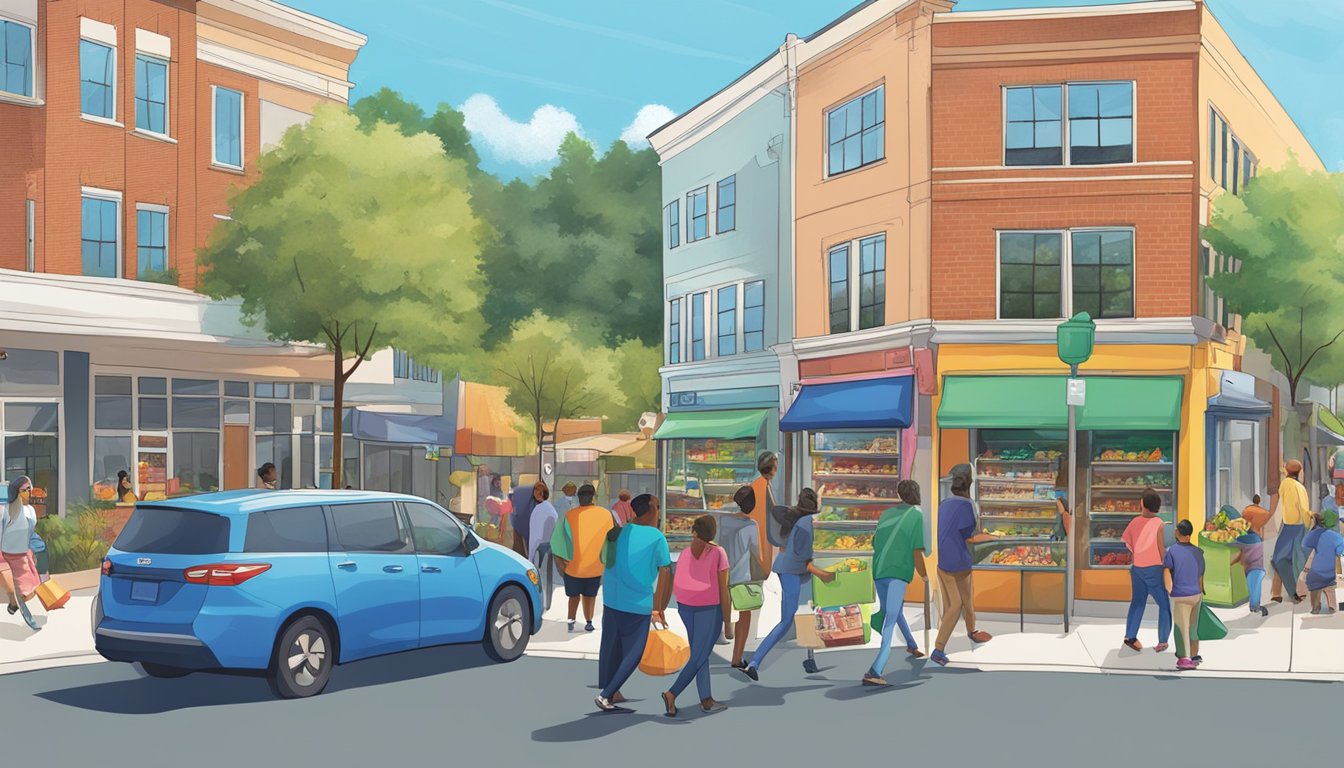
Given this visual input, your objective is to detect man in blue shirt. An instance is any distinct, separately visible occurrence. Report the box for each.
[594,494,672,712]
[931,463,995,666]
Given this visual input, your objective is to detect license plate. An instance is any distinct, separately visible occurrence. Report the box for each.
[130,581,159,603]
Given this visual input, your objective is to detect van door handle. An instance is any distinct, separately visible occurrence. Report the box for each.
[421,566,441,574]
[337,561,357,571]
[383,565,404,574]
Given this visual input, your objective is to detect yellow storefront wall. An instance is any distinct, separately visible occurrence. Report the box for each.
[929,341,1229,607]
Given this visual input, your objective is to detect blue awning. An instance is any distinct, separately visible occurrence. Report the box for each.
[780,376,914,432]
[352,409,455,448]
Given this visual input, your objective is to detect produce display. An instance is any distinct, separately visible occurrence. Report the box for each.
[1203,510,1251,543]
[978,482,1055,501]
[705,467,746,481]
[813,434,899,454]
[817,482,893,500]
[665,514,697,535]
[980,449,1062,461]
[1094,471,1172,488]
[666,438,761,517]
[984,546,1061,567]
[814,530,875,552]
[1094,551,1132,566]
[979,507,1055,519]
[817,506,884,522]
[1093,525,1124,539]
[983,521,1052,538]
[1096,448,1167,463]
[813,457,899,476]
[824,558,869,573]
[1091,498,1141,514]
[685,440,756,463]
[978,466,1055,481]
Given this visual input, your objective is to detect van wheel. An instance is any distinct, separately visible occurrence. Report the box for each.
[483,585,530,663]
[268,616,334,699]
[136,662,191,678]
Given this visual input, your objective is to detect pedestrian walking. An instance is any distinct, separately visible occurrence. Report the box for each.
[257,462,278,490]
[1121,490,1172,652]
[739,488,835,681]
[116,470,137,503]
[1,476,42,631]
[594,494,672,712]
[527,482,558,567]
[1165,520,1206,670]
[1270,460,1309,604]
[662,515,732,717]
[930,464,994,667]
[864,479,927,686]
[752,451,780,573]
[1300,509,1344,615]
[555,482,579,517]
[1231,493,1270,617]
[720,485,765,670]
[510,480,541,558]
[550,483,614,632]
[611,490,635,527]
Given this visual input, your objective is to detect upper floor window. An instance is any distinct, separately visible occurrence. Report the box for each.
[716,285,737,357]
[998,229,1134,320]
[667,298,682,364]
[1209,107,1255,196]
[689,293,706,362]
[136,206,168,279]
[743,280,765,352]
[1005,82,1133,166]
[828,244,850,335]
[135,54,169,135]
[213,86,244,169]
[828,234,887,334]
[687,187,708,242]
[666,200,680,249]
[827,85,884,176]
[81,192,120,278]
[393,349,439,383]
[716,175,736,234]
[80,40,115,118]
[858,235,886,330]
[0,19,33,98]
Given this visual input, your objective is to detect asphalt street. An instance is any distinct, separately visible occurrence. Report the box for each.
[5,644,1336,767]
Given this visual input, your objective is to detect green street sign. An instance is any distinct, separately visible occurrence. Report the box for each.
[1057,312,1096,367]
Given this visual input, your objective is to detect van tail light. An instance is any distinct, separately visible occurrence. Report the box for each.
[101,559,112,576]
[184,563,271,586]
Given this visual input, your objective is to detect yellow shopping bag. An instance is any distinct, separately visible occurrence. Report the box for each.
[36,578,70,610]
[639,622,690,676]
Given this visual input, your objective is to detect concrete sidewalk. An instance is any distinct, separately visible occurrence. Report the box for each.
[8,572,1344,683]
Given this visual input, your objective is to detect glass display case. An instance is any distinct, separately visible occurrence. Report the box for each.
[663,437,760,550]
[972,430,1067,569]
[810,431,900,561]
[1086,431,1176,569]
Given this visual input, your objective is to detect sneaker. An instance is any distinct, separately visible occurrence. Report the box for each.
[585,621,595,632]
[1123,638,1143,652]
[700,699,727,713]
[739,665,760,682]
[968,630,993,644]
[594,695,616,712]
[1259,607,1270,617]
[930,649,950,667]
[1176,657,1197,671]
[862,673,889,687]
[1191,655,1203,666]
[1154,643,1169,653]
[568,620,576,631]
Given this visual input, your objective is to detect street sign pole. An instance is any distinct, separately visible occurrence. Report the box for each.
[1057,313,1095,633]
[1066,366,1080,633]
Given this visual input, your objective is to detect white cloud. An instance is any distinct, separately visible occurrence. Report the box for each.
[620,104,677,148]
[460,93,584,166]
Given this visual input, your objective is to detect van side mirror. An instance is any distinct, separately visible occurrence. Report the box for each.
[461,532,478,555]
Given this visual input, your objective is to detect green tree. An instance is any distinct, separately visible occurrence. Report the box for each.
[199,106,486,487]
[491,313,626,470]
[1205,160,1344,406]
[608,339,663,431]
[352,87,482,171]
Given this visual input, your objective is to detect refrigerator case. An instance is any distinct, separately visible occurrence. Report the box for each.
[1086,435,1176,569]
[811,431,900,566]
[973,453,1066,568]
[663,437,760,551]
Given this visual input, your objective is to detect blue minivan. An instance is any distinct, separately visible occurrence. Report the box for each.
[93,490,542,698]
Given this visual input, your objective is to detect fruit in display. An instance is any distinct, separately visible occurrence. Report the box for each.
[986,546,1059,567]
[1093,498,1141,514]
[979,449,1062,461]
[1094,552,1132,566]
[666,515,697,534]
[825,558,869,573]
[1097,448,1166,463]
[1203,514,1249,543]
[1095,526,1123,539]
[814,530,875,551]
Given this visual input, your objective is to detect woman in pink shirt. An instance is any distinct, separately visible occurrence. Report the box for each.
[662,515,733,718]
[1121,490,1172,652]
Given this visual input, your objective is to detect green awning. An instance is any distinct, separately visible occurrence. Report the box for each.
[938,376,1067,429]
[653,409,768,441]
[1315,405,1344,445]
[938,376,1184,432]
[1078,377,1183,432]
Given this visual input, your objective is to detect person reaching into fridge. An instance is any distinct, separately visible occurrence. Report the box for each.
[739,488,834,682]
[864,479,927,687]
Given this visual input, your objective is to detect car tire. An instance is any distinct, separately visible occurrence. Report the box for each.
[136,661,191,679]
[482,585,531,663]
[268,615,334,699]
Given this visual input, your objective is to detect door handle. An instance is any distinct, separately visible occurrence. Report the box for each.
[421,566,442,574]
[337,561,357,571]
[383,565,404,574]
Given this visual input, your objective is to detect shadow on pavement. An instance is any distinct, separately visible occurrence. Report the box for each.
[532,709,685,741]
[38,644,495,714]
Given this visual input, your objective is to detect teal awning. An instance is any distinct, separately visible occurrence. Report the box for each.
[653,409,768,441]
[938,376,1183,432]
[1078,377,1184,432]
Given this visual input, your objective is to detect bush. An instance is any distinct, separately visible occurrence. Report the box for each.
[36,505,112,574]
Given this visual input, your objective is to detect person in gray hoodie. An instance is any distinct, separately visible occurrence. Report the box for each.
[720,486,764,669]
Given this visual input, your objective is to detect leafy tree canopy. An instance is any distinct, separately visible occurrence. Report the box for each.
[352,87,482,172]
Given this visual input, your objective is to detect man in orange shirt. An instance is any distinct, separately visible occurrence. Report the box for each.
[750,452,779,573]
[550,484,615,633]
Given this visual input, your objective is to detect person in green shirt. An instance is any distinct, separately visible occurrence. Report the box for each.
[863,479,928,687]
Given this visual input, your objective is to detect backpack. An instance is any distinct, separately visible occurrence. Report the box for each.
[767,505,795,548]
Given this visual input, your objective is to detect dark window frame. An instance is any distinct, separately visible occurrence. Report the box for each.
[826,85,885,176]
[715,175,736,234]
[828,244,850,334]
[716,285,737,357]
[687,187,709,242]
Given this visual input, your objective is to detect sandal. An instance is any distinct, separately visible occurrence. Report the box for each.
[862,673,889,687]
[969,630,993,644]
[661,691,677,718]
[906,646,925,659]
[1154,643,1169,653]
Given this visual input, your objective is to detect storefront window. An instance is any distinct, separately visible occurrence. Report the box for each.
[1216,420,1261,513]
[256,435,294,489]
[172,432,220,495]
[664,438,759,549]
[95,376,132,430]
[93,435,133,503]
[0,349,59,393]
[1087,431,1175,570]
[172,397,220,429]
[810,431,900,560]
[139,396,167,430]
[319,435,359,489]
[364,444,424,496]
[973,430,1067,569]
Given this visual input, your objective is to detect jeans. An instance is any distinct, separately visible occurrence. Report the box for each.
[870,577,916,676]
[1125,565,1172,644]
[1272,524,1307,596]
[670,604,722,700]
[598,607,651,699]
[1246,568,1265,610]
[748,572,805,670]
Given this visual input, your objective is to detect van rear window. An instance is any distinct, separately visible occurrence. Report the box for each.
[114,507,231,555]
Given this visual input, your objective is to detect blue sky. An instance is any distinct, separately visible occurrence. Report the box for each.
[287,0,1344,179]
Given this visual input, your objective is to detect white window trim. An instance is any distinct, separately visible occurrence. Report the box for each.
[0,15,37,103]
[993,226,1138,321]
[827,233,887,334]
[666,297,684,365]
[1001,80,1138,169]
[686,186,710,243]
[1208,104,1255,195]
[666,200,680,250]
[714,283,740,358]
[689,291,708,362]
[134,203,170,277]
[134,52,171,138]
[715,175,737,235]
[824,83,886,180]
[78,37,117,122]
[743,279,765,353]
[211,85,245,171]
[80,187,123,280]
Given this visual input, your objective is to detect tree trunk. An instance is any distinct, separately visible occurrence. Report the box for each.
[332,340,346,489]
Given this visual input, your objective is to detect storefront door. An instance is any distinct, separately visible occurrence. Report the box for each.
[223,425,250,490]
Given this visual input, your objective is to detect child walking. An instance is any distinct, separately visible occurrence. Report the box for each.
[1164,519,1206,671]
[1231,493,1270,617]
[1300,509,1344,615]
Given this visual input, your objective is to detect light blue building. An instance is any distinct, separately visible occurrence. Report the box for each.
[647,47,793,549]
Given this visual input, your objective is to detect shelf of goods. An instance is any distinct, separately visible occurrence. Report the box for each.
[664,508,743,551]
[137,451,169,502]
[973,450,1065,569]
[1086,450,1174,569]
[811,431,899,560]
[665,438,759,514]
